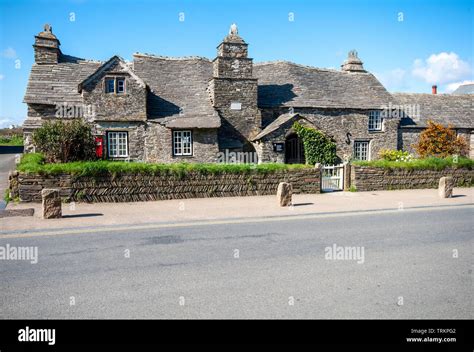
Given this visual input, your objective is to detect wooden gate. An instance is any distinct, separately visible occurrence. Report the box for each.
[321,164,344,192]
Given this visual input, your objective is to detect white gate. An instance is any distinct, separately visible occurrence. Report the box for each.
[321,164,344,192]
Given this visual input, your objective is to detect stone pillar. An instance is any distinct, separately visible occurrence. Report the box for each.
[277,182,292,207]
[343,162,351,191]
[42,188,62,219]
[8,171,19,199]
[438,176,454,198]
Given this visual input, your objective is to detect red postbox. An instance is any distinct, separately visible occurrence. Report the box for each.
[95,136,104,159]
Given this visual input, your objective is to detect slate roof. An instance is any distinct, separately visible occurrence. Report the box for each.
[252,113,299,140]
[393,93,473,129]
[132,53,220,128]
[452,83,474,95]
[24,54,102,105]
[253,61,393,109]
[78,55,146,92]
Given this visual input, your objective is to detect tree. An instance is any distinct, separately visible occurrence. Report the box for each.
[413,120,468,158]
[32,119,96,163]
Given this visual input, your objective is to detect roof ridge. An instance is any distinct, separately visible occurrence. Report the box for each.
[133,52,211,61]
[254,60,346,74]
[392,92,468,97]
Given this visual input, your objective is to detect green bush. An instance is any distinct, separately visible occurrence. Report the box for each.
[353,156,474,171]
[378,149,413,162]
[32,120,96,163]
[293,122,338,165]
[17,153,311,177]
[0,134,23,146]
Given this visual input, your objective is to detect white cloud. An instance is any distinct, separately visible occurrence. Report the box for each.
[412,52,472,85]
[1,47,17,59]
[375,68,409,91]
[445,80,474,93]
[0,117,25,128]
[0,74,4,80]
[0,118,14,128]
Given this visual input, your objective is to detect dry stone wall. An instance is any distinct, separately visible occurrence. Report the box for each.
[351,165,474,191]
[12,168,320,203]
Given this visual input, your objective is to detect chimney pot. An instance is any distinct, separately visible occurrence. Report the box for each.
[432,85,437,94]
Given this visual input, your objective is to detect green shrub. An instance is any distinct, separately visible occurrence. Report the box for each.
[349,185,357,192]
[378,149,413,162]
[32,120,96,163]
[293,122,338,165]
[0,134,23,146]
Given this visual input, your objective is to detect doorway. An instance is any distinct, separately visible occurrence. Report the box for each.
[285,133,305,164]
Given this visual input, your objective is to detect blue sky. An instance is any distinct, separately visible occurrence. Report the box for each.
[0,0,472,127]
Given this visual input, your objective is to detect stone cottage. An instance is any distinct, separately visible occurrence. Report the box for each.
[23,24,473,163]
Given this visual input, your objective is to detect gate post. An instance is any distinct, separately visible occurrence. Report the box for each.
[343,162,351,191]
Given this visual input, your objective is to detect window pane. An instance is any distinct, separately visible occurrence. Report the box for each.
[117,79,125,93]
[108,132,117,157]
[369,111,381,131]
[354,141,369,161]
[105,79,115,93]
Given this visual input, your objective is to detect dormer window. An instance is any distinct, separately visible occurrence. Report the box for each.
[105,77,126,94]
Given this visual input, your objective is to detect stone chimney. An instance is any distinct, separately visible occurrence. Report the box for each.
[33,24,61,64]
[210,24,260,147]
[432,85,437,94]
[341,50,366,73]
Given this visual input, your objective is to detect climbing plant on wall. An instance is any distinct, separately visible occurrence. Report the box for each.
[292,121,338,165]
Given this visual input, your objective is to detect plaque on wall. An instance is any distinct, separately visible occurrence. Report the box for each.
[273,142,284,152]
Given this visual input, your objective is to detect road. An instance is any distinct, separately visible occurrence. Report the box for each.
[0,205,472,319]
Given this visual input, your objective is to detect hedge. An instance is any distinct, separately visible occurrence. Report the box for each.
[17,153,312,177]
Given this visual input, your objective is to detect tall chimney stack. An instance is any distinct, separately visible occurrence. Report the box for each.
[432,85,437,94]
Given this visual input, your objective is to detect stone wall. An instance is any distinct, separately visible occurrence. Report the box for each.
[257,107,400,163]
[82,59,147,122]
[11,167,321,203]
[350,165,474,191]
[144,124,220,163]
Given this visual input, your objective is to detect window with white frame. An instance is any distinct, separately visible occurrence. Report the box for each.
[368,110,382,131]
[105,77,126,94]
[173,130,192,156]
[353,141,369,160]
[107,131,128,158]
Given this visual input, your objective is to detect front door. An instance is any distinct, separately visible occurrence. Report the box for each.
[285,134,305,164]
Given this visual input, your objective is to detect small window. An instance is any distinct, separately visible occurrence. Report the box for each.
[105,79,115,93]
[368,110,382,131]
[230,102,242,110]
[117,78,125,93]
[107,131,128,158]
[354,141,369,161]
[173,130,192,156]
[105,77,126,94]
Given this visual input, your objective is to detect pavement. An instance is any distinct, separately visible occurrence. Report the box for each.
[2,187,473,234]
[0,204,472,319]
